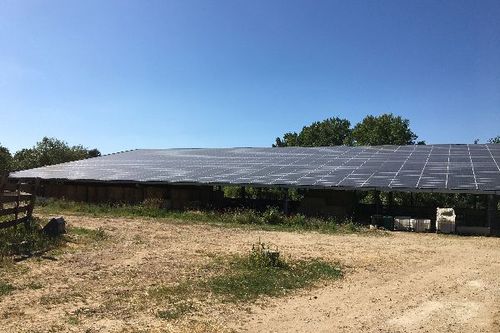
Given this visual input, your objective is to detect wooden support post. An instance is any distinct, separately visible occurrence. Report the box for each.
[105,185,109,203]
[283,189,289,215]
[27,192,35,222]
[213,186,223,209]
[15,181,20,220]
[487,194,499,235]
[429,217,436,233]
[374,190,381,215]
[388,192,394,215]
[351,191,357,218]
[34,178,41,196]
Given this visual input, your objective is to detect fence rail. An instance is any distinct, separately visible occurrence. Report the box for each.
[0,178,35,229]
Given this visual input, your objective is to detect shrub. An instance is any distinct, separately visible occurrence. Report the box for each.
[340,218,360,232]
[261,207,285,225]
[286,214,307,226]
[229,209,262,225]
[250,240,285,268]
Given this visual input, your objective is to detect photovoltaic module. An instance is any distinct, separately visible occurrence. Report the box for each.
[9,145,500,194]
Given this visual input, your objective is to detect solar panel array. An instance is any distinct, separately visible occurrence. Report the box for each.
[9,145,500,194]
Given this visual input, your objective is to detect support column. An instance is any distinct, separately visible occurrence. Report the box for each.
[374,190,382,215]
[34,178,41,196]
[487,194,499,235]
[351,191,358,218]
[212,186,224,209]
[283,189,289,215]
[387,192,394,215]
[239,186,246,199]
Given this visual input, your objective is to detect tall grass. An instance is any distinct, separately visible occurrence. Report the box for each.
[36,199,376,234]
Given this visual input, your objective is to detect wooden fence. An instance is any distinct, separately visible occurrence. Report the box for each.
[0,178,35,229]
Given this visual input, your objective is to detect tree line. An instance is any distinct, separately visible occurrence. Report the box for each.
[274,113,500,147]
[274,113,423,147]
[0,137,100,175]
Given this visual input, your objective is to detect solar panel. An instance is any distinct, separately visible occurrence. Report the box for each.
[9,145,500,194]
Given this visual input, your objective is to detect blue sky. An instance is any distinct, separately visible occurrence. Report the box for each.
[0,0,499,154]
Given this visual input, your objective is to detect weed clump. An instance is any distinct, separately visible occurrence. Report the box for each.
[157,300,196,320]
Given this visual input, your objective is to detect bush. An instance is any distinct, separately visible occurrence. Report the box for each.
[286,214,307,226]
[230,209,262,225]
[340,218,360,232]
[261,207,285,225]
[250,240,285,268]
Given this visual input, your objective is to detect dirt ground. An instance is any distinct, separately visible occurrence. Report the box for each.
[1,215,499,333]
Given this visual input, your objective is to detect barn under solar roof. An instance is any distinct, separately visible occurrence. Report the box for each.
[9,145,500,194]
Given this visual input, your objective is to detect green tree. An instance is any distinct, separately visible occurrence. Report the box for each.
[87,148,102,158]
[274,117,352,147]
[12,137,101,171]
[274,132,299,147]
[352,114,418,145]
[0,143,12,175]
[488,136,500,144]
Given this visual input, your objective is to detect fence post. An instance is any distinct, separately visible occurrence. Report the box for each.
[0,175,5,210]
[27,192,35,223]
[15,181,20,221]
[32,178,40,217]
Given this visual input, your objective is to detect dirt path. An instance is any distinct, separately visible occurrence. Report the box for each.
[233,232,500,333]
[1,215,499,333]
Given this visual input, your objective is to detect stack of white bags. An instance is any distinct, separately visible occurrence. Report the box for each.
[436,208,456,233]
